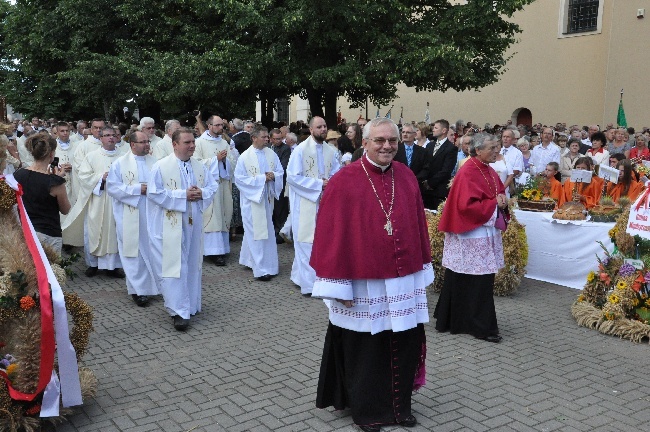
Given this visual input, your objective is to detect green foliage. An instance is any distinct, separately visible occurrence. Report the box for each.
[0,0,535,123]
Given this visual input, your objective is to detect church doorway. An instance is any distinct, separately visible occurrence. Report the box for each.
[512,108,532,127]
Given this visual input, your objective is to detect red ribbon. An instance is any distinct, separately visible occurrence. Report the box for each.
[635,188,650,211]
[0,180,55,401]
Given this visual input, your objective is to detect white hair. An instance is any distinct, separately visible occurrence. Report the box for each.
[165,119,180,133]
[362,118,399,140]
[139,117,155,128]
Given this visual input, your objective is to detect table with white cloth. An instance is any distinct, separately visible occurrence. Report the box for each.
[515,209,614,289]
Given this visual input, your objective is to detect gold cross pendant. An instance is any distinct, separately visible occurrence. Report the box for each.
[384,220,393,236]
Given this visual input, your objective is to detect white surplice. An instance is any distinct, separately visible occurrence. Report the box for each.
[147,155,218,319]
[195,132,235,257]
[234,147,284,277]
[286,138,341,294]
[107,152,159,297]
[152,135,173,160]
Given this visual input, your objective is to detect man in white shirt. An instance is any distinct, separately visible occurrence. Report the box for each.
[529,127,561,175]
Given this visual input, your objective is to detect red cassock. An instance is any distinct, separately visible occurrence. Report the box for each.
[310,157,431,280]
[438,157,505,234]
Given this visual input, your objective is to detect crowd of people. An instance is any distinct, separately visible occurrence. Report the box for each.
[1,112,647,431]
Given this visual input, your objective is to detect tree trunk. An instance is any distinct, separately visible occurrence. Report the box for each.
[305,85,324,121]
[102,99,110,122]
[323,90,338,129]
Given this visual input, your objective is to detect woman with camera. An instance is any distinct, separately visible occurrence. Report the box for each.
[13,133,71,255]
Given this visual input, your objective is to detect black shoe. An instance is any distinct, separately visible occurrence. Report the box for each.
[257,274,272,282]
[85,266,98,277]
[357,425,381,432]
[131,294,149,307]
[107,268,126,278]
[302,293,312,297]
[398,415,417,427]
[478,335,502,343]
[275,234,285,244]
[173,315,189,331]
[210,255,226,266]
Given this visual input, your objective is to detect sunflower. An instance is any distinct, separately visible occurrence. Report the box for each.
[616,281,628,291]
[586,271,596,283]
[608,293,620,304]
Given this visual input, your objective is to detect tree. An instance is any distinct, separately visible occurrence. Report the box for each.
[0,0,535,126]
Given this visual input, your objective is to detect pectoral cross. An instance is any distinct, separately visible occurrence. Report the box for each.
[384,219,393,236]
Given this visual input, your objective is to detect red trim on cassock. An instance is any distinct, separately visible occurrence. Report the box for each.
[438,157,504,234]
[310,158,431,280]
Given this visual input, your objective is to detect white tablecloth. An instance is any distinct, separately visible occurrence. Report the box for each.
[515,210,614,289]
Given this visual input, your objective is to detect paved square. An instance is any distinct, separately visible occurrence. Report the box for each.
[55,241,650,431]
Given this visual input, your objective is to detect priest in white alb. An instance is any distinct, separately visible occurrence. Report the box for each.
[152,119,180,160]
[147,128,219,331]
[234,125,284,281]
[286,116,340,295]
[107,131,159,307]
[194,115,235,266]
[62,126,124,277]
[53,122,80,243]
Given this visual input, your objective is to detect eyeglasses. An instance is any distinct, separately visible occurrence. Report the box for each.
[369,137,398,145]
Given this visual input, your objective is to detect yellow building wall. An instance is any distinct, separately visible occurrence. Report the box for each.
[325,0,650,129]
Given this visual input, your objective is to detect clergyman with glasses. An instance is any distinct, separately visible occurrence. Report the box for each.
[310,118,432,431]
[62,126,125,278]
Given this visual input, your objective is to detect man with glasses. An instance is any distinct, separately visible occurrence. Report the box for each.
[195,115,235,266]
[63,127,125,278]
[311,117,431,431]
[286,116,341,296]
[140,117,161,149]
[107,130,159,307]
[394,123,429,183]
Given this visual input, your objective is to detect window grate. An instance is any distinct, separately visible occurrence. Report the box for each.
[567,0,599,34]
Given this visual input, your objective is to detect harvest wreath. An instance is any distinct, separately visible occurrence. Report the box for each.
[0,177,96,431]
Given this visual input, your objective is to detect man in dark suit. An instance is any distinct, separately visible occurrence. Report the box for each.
[230,118,252,154]
[394,123,429,183]
[421,119,457,210]
[270,128,291,242]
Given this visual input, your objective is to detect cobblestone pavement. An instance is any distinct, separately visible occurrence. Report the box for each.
[55,240,650,432]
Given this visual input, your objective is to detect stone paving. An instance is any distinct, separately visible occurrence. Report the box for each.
[55,240,650,432]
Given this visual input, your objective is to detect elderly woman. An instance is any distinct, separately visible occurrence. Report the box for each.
[560,138,584,183]
[558,156,603,209]
[434,133,507,343]
[12,133,71,254]
[606,160,645,203]
[629,133,650,161]
[608,127,632,158]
